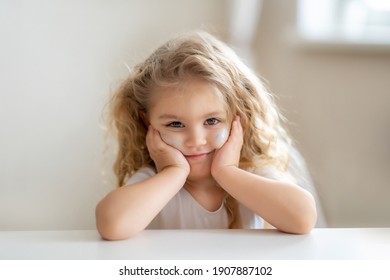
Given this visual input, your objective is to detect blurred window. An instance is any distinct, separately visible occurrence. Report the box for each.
[297,0,390,46]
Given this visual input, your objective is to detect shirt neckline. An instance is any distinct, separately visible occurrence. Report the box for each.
[180,188,225,215]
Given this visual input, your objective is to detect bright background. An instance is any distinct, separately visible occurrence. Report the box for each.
[1,0,389,230]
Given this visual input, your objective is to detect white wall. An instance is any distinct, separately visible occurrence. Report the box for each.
[0,0,229,230]
[255,0,390,227]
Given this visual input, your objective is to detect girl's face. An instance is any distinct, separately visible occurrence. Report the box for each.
[147,78,230,178]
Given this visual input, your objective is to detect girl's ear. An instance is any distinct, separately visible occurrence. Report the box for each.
[139,111,150,126]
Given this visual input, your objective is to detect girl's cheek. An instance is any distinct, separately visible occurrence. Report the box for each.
[160,128,229,151]
[213,128,229,149]
[160,132,185,151]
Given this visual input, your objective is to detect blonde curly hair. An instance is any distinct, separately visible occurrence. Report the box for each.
[107,30,294,229]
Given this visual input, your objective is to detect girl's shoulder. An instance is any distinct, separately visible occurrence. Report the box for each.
[124,166,156,186]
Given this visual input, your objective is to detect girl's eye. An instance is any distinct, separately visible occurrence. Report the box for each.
[205,118,220,126]
[167,121,184,128]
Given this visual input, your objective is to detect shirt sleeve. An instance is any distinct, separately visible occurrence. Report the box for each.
[124,167,156,186]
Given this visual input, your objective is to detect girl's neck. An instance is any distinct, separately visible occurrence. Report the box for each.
[184,177,225,212]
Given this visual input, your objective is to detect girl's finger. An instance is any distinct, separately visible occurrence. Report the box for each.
[230,115,243,143]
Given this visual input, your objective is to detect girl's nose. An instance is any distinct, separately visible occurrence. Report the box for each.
[184,128,207,148]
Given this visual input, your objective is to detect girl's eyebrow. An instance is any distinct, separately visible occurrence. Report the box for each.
[158,114,180,120]
[158,111,225,120]
[203,110,225,118]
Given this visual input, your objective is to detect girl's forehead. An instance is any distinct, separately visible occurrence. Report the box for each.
[148,79,228,115]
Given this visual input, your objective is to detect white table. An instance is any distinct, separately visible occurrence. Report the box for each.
[0,228,389,259]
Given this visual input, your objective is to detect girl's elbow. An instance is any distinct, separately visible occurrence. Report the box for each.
[282,198,317,234]
[295,191,318,233]
[96,217,142,240]
[97,223,140,241]
[95,204,141,240]
[295,215,316,234]
[293,203,318,234]
[281,214,316,235]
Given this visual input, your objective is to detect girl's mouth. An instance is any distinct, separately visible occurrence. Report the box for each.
[185,151,212,161]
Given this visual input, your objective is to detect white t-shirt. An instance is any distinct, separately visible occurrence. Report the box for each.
[125,167,285,230]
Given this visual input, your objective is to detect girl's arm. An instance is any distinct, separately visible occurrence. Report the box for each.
[211,117,317,234]
[214,167,317,234]
[96,126,189,240]
[96,167,187,240]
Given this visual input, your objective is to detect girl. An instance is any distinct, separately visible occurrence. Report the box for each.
[96,31,317,240]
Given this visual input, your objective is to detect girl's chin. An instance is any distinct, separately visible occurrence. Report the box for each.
[187,161,213,179]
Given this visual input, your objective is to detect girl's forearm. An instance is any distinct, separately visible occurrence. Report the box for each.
[214,167,317,234]
[96,167,188,240]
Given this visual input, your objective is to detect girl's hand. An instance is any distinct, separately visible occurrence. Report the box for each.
[146,126,190,175]
[211,116,243,179]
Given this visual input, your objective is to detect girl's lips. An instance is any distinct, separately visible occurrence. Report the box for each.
[185,152,212,160]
